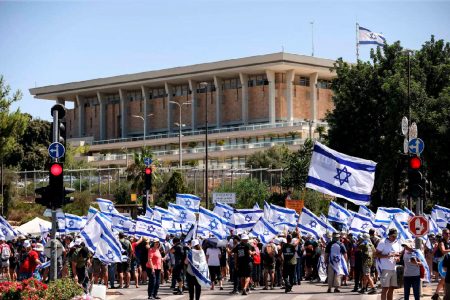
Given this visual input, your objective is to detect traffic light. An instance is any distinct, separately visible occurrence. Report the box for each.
[35,186,51,208]
[144,167,152,191]
[49,162,64,208]
[408,156,423,198]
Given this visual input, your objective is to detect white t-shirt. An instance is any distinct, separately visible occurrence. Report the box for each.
[206,247,221,266]
[376,238,401,271]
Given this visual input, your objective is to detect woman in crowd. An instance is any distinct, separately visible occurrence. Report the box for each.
[147,238,163,300]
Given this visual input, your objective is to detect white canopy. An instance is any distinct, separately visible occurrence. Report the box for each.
[16,217,51,236]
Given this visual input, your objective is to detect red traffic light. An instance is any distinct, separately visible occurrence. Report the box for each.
[409,157,421,169]
[145,168,152,175]
[50,163,63,176]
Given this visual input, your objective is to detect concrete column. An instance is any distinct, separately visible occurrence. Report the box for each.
[165,82,173,132]
[141,86,149,136]
[97,92,106,140]
[239,73,248,125]
[213,76,222,128]
[188,80,197,130]
[286,70,295,124]
[75,95,85,137]
[265,70,276,124]
[118,89,127,138]
[310,72,319,122]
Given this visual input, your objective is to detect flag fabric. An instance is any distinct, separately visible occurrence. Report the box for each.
[65,213,85,233]
[320,214,337,233]
[152,206,174,223]
[198,207,228,239]
[349,212,373,236]
[298,207,329,240]
[39,224,51,241]
[432,205,450,229]
[111,213,133,233]
[358,26,386,46]
[253,203,260,209]
[184,223,197,242]
[96,198,120,215]
[176,194,201,213]
[413,249,431,282]
[187,249,211,287]
[168,203,197,224]
[374,207,409,228]
[56,211,66,233]
[306,141,377,206]
[249,217,278,244]
[329,242,349,276]
[233,208,264,233]
[266,203,297,231]
[213,202,234,223]
[0,216,17,240]
[427,214,441,235]
[328,202,352,224]
[385,217,413,244]
[135,216,167,241]
[145,206,154,219]
[404,207,415,218]
[358,205,375,220]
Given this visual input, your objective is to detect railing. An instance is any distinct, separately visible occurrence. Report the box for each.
[90,120,327,146]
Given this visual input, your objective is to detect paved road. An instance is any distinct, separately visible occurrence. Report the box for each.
[105,280,438,300]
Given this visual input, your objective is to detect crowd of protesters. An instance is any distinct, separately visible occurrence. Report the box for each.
[0,225,449,300]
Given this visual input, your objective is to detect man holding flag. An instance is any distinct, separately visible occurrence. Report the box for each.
[324,232,348,293]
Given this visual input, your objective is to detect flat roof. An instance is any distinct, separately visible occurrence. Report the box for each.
[29,52,336,101]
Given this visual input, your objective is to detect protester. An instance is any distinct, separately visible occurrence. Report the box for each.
[0,238,11,281]
[359,233,376,294]
[18,239,42,281]
[233,234,255,295]
[402,240,422,300]
[170,237,185,295]
[147,238,163,300]
[442,252,450,300]
[186,239,206,300]
[118,232,132,288]
[375,228,401,300]
[92,257,108,288]
[206,242,223,290]
[71,239,91,291]
[325,232,347,293]
[262,240,277,290]
[432,229,450,300]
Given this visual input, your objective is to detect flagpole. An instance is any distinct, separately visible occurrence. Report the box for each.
[356,22,360,61]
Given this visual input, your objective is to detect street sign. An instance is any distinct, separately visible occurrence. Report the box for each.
[408,216,429,237]
[212,192,236,204]
[143,157,152,166]
[285,199,304,213]
[403,138,409,154]
[401,116,408,136]
[48,142,65,159]
[408,138,424,155]
[409,122,418,139]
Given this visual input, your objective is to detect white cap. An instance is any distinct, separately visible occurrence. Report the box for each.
[153,238,160,243]
[191,239,200,247]
[74,238,83,246]
[23,240,31,248]
[241,234,249,240]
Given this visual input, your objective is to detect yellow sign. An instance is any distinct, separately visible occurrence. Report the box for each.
[285,199,304,213]
[130,194,137,202]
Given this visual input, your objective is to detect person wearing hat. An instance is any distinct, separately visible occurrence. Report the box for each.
[358,233,376,295]
[375,228,401,300]
[18,239,42,281]
[401,240,422,300]
[324,232,347,293]
[232,234,255,295]
[185,239,206,300]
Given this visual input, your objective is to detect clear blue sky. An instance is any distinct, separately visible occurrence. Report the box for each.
[1,0,449,121]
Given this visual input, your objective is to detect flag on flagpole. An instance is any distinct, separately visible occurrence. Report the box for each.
[349,212,373,236]
[306,141,377,206]
[358,205,375,220]
[168,203,197,224]
[65,213,85,233]
[96,198,120,215]
[249,217,278,244]
[0,216,17,240]
[328,201,352,224]
[176,194,201,213]
[198,207,228,239]
[358,26,386,46]
[298,207,329,240]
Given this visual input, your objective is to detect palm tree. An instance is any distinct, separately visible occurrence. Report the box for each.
[126,146,160,193]
[315,125,327,141]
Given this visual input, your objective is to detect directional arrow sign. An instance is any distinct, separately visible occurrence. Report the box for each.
[143,157,152,166]
[408,138,424,155]
[48,142,65,159]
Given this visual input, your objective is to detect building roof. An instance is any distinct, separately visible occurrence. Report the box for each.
[29,52,336,101]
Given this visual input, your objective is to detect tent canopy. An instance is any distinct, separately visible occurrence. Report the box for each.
[16,217,51,236]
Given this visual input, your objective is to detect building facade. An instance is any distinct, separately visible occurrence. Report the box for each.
[30,52,335,168]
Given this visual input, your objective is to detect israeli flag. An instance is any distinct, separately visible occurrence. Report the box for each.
[36,260,51,270]
[385,217,413,244]
[198,207,228,240]
[253,203,260,209]
[0,216,17,241]
[213,202,234,223]
[184,223,197,242]
[298,207,329,240]
[349,212,373,236]
[413,249,431,283]
[358,205,375,220]
[152,206,174,223]
[81,212,123,264]
[374,207,409,228]
[135,216,167,242]
[168,203,197,224]
[233,208,264,233]
[145,206,154,219]
[250,217,278,244]
[267,203,297,230]
[125,220,136,236]
[56,210,66,233]
[404,207,415,218]
[320,214,338,234]
[111,213,133,233]
[306,141,377,206]
[432,205,450,229]
[176,193,201,213]
[65,213,85,233]
[96,198,120,215]
[358,25,386,46]
[328,202,352,224]
[426,214,441,235]
[187,249,211,288]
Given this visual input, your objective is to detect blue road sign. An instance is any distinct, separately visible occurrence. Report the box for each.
[144,157,152,166]
[48,142,65,159]
[408,138,424,155]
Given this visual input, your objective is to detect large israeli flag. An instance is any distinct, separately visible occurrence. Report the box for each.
[213,202,234,223]
[298,207,329,240]
[349,212,373,236]
[198,207,228,239]
[65,213,85,233]
[0,216,17,241]
[96,198,120,215]
[319,214,337,234]
[111,213,133,233]
[249,217,278,244]
[358,25,386,46]
[176,193,201,213]
[266,203,297,230]
[135,216,167,242]
[375,207,409,228]
[152,206,174,223]
[328,202,352,224]
[168,203,197,224]
[306,142,377,206]
[385,217,413,244]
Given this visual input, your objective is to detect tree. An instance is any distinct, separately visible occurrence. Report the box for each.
[282,139,314,192]
[156,171,188,207]
[245,145,291,169]
[214,178,270,209]
[126,147,159,193]
[326,36,450,208]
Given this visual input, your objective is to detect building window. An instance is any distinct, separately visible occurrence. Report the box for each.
[196,82,215,93]
[248,74,268,87]
[275,73,286,84]
[127,90,143,102]
[223,78,242,90]
[149,88,166,99]
[294,75,310,86]
[172,84,189,97]
[105,93,120,104]
[317,79,332,89]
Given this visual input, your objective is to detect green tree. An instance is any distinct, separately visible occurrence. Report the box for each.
[126,147,159,193]
[245,145,291,169]
[156,171,188,207]
[282,138,314,191]
[113,182,132,204]
[214,178,270,209]
[326,36,450,208]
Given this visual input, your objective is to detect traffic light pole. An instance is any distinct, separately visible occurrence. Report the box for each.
[50,109,59,282]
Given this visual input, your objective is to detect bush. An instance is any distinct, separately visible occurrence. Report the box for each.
[113,182,131,204]
[44,278,84,300]
[0,278,48,300]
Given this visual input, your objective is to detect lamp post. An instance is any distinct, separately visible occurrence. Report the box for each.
[199,82,209,209]
[132,113,153,145]
[169,101,191,170]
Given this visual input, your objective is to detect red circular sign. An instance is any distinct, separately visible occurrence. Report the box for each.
[408,216,429,237]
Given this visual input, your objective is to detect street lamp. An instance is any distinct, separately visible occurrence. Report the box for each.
[169,101,191,170]
[132,113,153,144]
[199,82,209,209]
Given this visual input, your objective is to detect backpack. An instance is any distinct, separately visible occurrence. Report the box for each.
[1,245,11,260]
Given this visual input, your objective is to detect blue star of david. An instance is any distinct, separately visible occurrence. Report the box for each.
[179,211,187,221]
[361,223,369,230]
[332,255,340,263]
[209,219,219,230]
[1,228,7,235]
[223,211,232,220]
[309,220,317,228]
[278,215,285,222]
[263,229,270,236]
[334,166,352,186]
[107,204,114,212]
[336,211,340,218]
[245,215,253,222]
[119,220,124,225]
[184,200,192,208]
[147,225,155,232]
[68,220,75,227]
[107,250,114,260]
[369,33,377,40]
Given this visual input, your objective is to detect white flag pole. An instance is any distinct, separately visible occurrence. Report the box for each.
[356,22,360,61]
